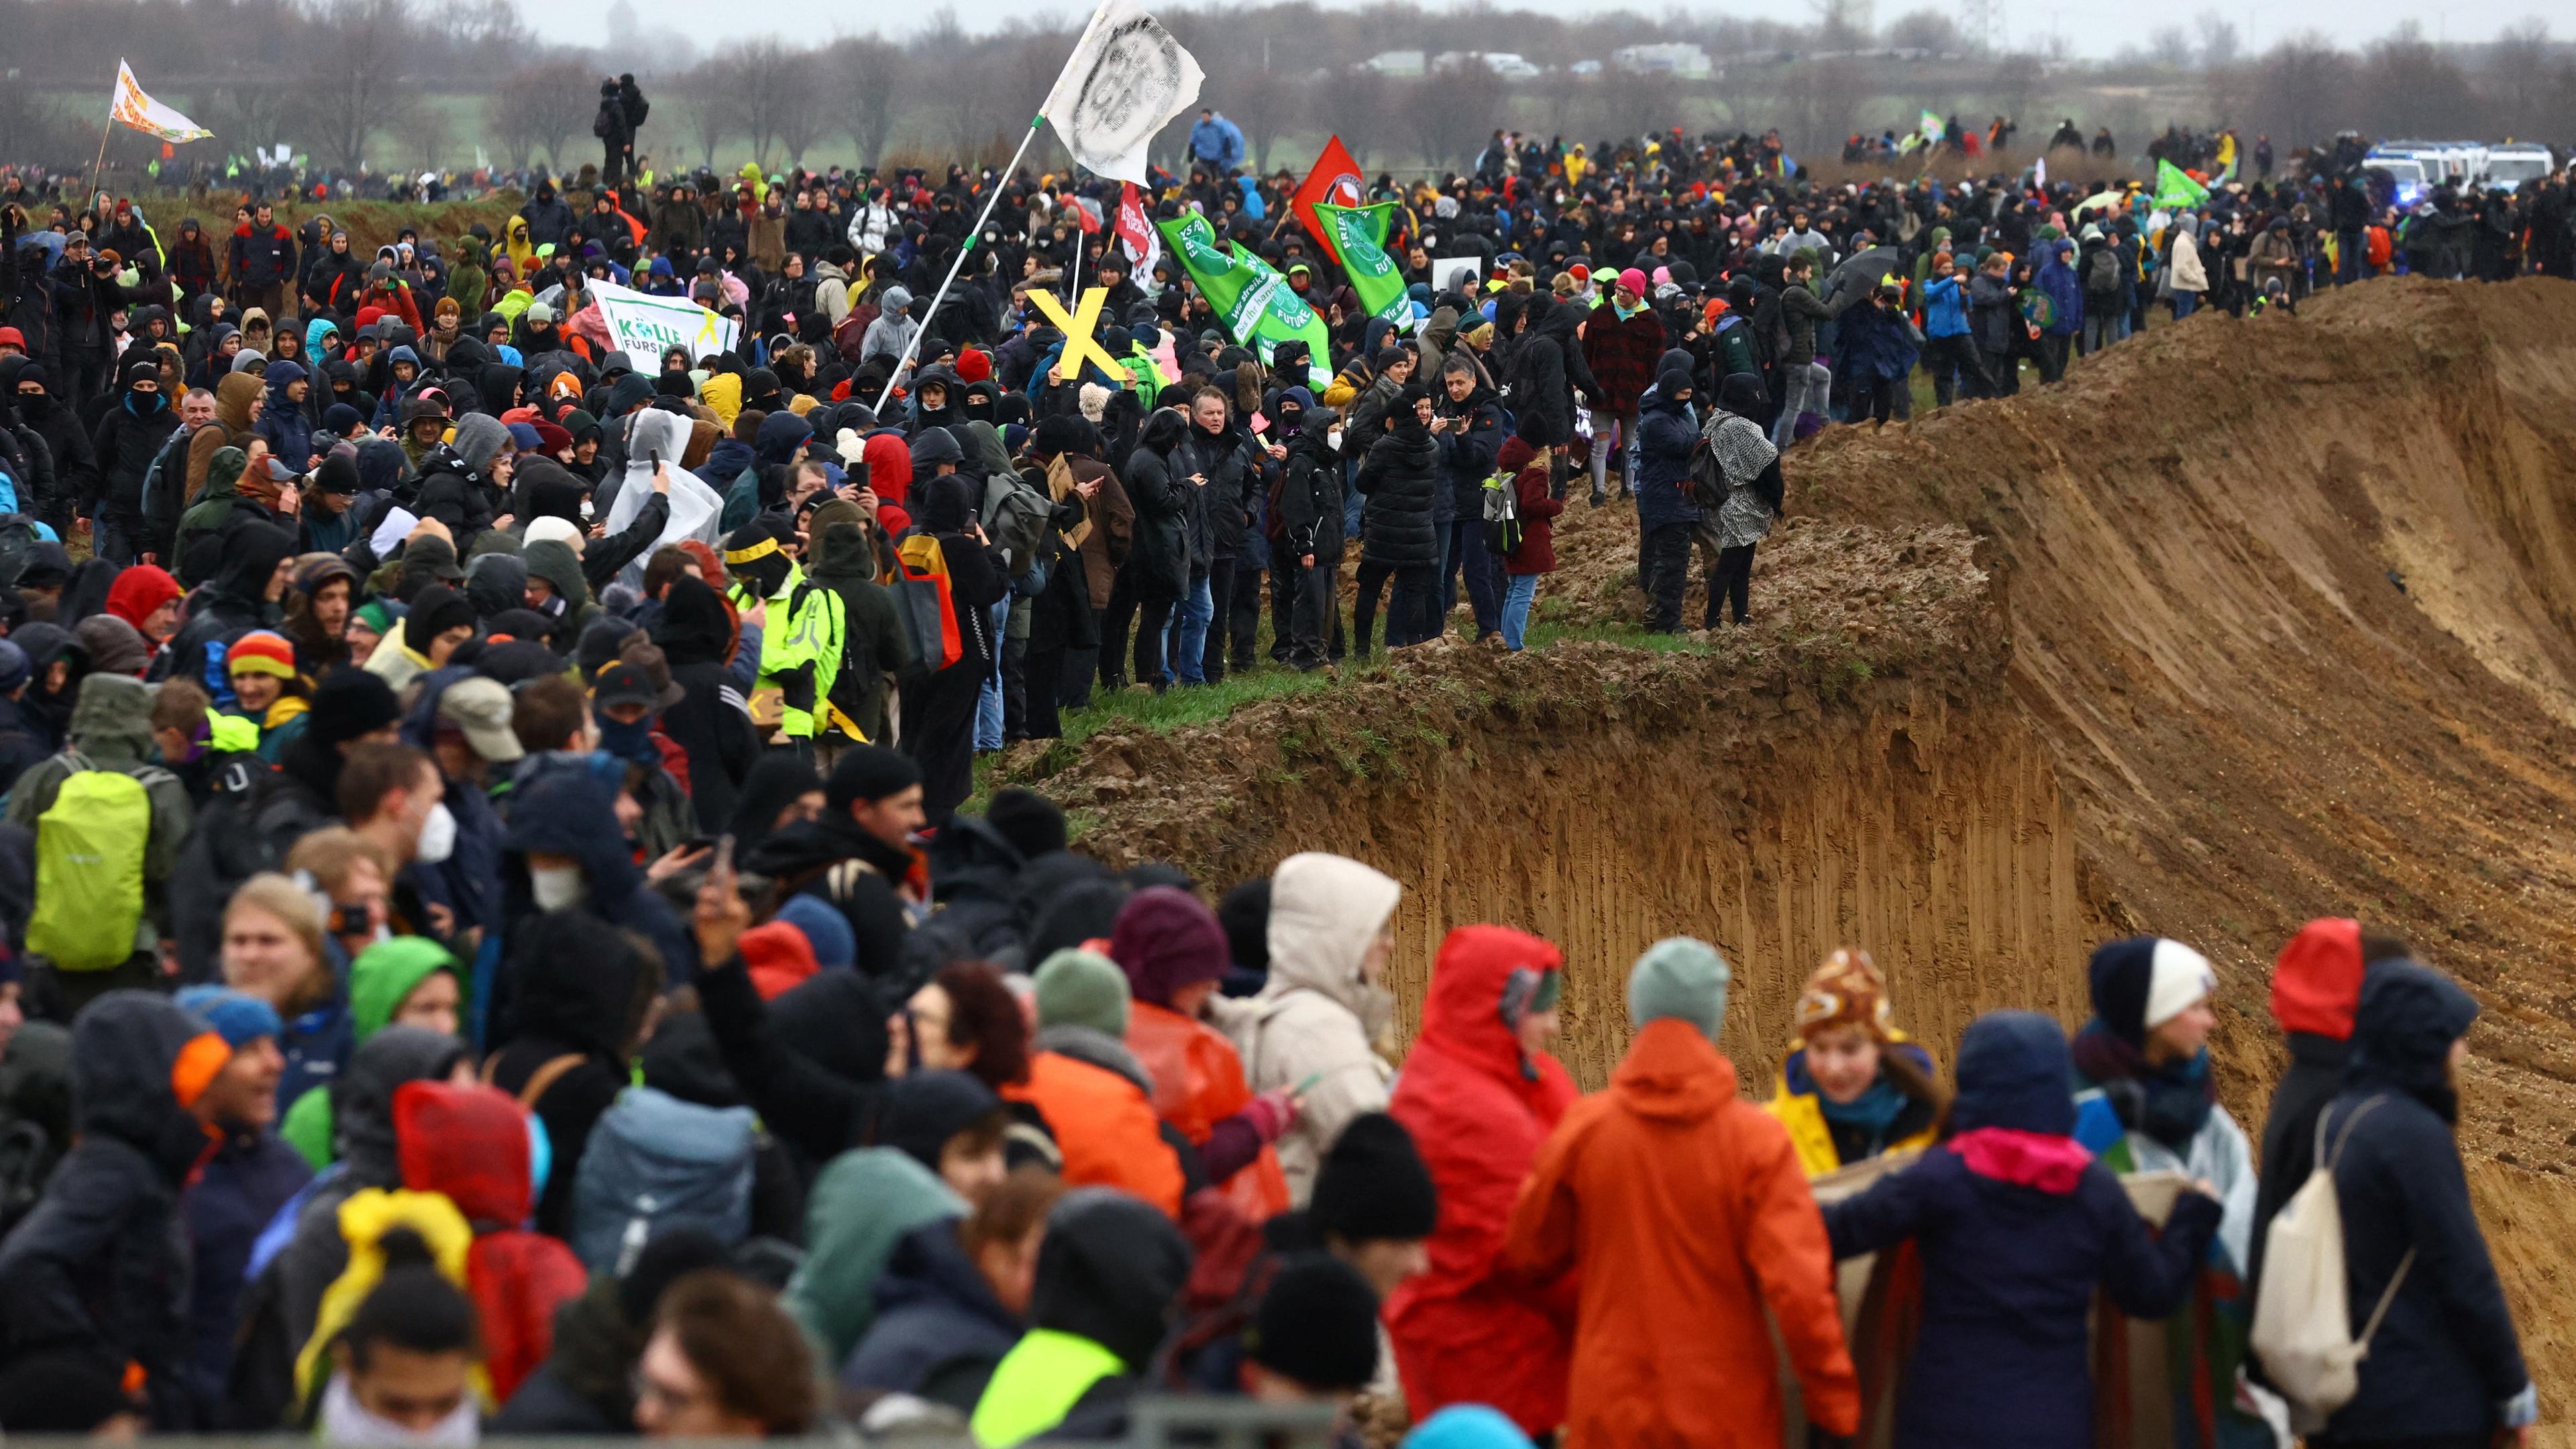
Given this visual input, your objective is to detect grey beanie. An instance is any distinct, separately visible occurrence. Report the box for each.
[450,413,511,472]
[1628,937,1730,1042]
[1034,949,1130,1038]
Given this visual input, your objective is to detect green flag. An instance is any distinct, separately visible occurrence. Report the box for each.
[2153,158,2209,211]
[1313,201,1409,328]
[1155,212,1332,386]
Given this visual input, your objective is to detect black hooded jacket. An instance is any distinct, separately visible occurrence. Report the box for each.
[651,576,757,834]
[487,905,659,1238]
[1356,411,1441,567]
[0,994,215,1428]
[2319,962,2530,1442]
[153,520,292,697]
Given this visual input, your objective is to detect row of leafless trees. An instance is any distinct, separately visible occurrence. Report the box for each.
[5,0,2570,178]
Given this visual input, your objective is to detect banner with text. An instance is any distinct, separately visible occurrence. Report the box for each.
[588,277,739,371]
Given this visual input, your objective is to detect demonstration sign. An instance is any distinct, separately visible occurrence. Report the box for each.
[588,278,739,372]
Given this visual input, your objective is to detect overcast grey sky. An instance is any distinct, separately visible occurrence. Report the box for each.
[561,0,2550,62]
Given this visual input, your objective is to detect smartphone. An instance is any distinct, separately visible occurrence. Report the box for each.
[1293,1071,1324,1096]
[712,833,735,881]
[649,449,664,472]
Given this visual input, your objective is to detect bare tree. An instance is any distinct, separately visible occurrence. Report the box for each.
[2148,26,2194,70]
[197,79,299,163]
[293,0,421,171]
[676,56,737,168]
[2360,24,2477,140]
[1776,57,1866,154]
[2249,34,2357,148]
[823,36,906,170]
[1332,67,1393,169]
[1884,9,1962,52]
[2484,17,2554,138]
[2194,11,2241,68]
[488,60,598,171]
[725,39,818,167]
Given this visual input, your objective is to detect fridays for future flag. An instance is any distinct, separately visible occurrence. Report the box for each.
[1155,211,1331,385]
[1313,201,1409,327]
[111,61,212,144]
[587,276,739,371]
[1042,0,1205,186]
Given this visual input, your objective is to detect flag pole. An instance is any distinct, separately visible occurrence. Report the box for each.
[87,102,115,219]
[873,114,1046,415]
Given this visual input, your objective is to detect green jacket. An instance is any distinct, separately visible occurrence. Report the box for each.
[171,445,256,589]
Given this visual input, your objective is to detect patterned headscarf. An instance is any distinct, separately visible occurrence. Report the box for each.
[1794,948,1894,1042]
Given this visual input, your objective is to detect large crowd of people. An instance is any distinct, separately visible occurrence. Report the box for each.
[0,95,2555,1446]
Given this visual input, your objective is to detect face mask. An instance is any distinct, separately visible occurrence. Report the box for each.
[531,864,588,912]
[319,1373,478,1448]
[1326,428,1344,452]
[595,714,655,762]
[413,801,457,865]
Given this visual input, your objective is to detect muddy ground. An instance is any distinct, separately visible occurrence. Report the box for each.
[990,276,2576,1419]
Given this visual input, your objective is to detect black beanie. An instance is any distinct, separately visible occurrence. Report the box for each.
[1218,878,1271,972]
[308,670,402,746]
[1248,1252,1381,1391]
[402,583,477,654]
[827,743,925,812]
[1308,1112,1438,1244]
[614,1227,731,1325]
[987,787,1067,859]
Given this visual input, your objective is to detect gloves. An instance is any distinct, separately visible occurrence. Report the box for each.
[1239,1087,1300,1144]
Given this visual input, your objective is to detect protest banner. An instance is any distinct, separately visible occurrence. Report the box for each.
[587,277,739,371]
[1156,212,1332,385]
[1313,201,1409,326]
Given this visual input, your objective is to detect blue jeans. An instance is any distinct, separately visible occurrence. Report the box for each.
[1501,573,1538,650]
[1440,518,1501,637]
[2171,291,2198,320]
[974,599,1008,749]
[1165,568,1214,684]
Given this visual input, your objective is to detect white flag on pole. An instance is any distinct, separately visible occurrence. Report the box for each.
[1041,0,1204,186]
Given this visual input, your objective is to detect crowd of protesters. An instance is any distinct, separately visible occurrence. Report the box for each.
[0,99,2553,1444]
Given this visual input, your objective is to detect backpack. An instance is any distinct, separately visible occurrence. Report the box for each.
[138,424,193,533]
[2084,246,2121,297]
[568,1085,756,1276]
[830,302,881,364]
[0,515,39,587]
[592,99,621,140]
[1482,468,1523,557]
[26,761,163,971]
[980,473,1054,576]
[2249,1095,2417,1432]
[890,533,964,672]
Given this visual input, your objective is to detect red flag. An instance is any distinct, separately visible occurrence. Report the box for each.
[1290,136,1366,264]
[1115,182,1160,276]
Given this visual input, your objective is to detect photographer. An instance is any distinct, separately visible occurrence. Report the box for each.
[47,231,121,405]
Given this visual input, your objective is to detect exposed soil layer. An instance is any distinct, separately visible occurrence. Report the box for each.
[998,276,2576,1414]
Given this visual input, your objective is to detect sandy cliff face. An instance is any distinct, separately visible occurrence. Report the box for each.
[1018,276,2576,1411]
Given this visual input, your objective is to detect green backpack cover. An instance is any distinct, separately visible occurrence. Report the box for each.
[27,763,156,971]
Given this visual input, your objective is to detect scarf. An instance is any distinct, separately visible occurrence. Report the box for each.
[2070,1018,2216,1152]
[1042,452,1092,551]
[1816,1074,1913,1150]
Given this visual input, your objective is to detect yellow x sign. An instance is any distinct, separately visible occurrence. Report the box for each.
[1028,285,1124,384]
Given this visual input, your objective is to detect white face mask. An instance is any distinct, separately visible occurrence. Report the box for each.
[1326,428,1344,452]
[414,801,457,865]
[530,865,587,912]
[319,1372,478,1448]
